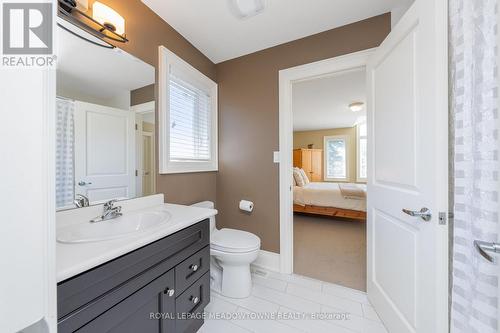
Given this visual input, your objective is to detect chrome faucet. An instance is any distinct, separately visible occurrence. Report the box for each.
[90,200,122,223]
[74,194,90,208]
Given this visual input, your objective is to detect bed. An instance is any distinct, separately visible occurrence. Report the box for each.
[293,182,367,221]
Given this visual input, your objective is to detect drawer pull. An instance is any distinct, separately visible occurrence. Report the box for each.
[164,288,175,297]
[190,296,200,304]
[190,264,199,272]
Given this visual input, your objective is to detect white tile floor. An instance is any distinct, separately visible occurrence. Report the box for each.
[198,269,388,333]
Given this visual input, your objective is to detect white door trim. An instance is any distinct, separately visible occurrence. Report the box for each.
[278,48,376,274]
[142,131,156,195]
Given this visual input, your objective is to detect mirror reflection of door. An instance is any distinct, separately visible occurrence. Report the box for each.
[74,101,136,202]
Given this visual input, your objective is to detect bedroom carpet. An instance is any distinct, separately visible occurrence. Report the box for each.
[293,213,367,291]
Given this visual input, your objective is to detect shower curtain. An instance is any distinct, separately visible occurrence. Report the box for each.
[56,97,75,209]
[449,0,499,332]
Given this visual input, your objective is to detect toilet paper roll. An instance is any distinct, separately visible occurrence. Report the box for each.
[239,200,254,212]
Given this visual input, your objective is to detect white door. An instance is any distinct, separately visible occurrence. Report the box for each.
[74,101,136,202]
[366,1,448,333]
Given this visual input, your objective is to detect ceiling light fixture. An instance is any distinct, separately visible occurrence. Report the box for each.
[228,0,266,20]
[349,102,364,112]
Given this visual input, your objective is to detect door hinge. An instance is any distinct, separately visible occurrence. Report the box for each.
[135,170,138,177]
[135,124,138,130]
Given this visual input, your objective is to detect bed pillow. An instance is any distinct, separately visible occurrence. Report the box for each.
[299,168,310,185]
[293,168,306,187]
[293,173,297,186]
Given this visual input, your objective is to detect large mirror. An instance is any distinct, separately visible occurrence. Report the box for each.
[55,21,156,210]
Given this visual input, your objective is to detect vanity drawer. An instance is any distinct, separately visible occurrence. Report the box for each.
[175,246,210,294]
[58,220,209,320]
[175,271,210,333]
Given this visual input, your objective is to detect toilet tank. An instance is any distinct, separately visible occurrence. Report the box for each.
[191,201,216,232]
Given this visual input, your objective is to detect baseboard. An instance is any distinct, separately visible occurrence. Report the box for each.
[251,250,280,272]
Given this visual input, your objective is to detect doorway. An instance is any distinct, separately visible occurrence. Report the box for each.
[279,1,449,330]
[280,51,372,291]
[133,101,156,197]
[279,49,374,277]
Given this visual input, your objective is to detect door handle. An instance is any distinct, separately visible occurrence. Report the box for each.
[78,181,92,186]
[402,207,432,221]
[474,240,500,262]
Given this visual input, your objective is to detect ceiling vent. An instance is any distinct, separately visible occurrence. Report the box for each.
[228,0,266,20]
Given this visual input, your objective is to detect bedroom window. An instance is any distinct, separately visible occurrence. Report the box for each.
[158,46,218,174]
[357,122,367,182]
[324,135,348,181]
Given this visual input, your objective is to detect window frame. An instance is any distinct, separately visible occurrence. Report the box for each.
[356,122,367,182]
[158,46,218,174]
[323,135,349,182]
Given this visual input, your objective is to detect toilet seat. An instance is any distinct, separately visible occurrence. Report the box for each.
[211,228,260,253]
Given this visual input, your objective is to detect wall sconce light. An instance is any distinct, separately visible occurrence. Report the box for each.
[92,1,125,36]
[57,0,128,49]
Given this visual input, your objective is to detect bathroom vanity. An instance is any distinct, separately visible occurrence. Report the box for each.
[56,195,215,333]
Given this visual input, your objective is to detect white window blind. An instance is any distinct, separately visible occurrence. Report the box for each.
[159,46,218,174]
[169,74,211,162]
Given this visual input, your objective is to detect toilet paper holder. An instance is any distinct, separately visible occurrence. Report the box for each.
[239,200,254,213]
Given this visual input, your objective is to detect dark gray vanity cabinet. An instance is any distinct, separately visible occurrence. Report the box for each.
[57,220,211,333]
[75,269,176,333]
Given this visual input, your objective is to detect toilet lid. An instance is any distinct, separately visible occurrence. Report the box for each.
[211,228,261,253]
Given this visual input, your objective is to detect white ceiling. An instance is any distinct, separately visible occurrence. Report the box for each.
[142,0,412,63]
[56,20,155,107]
[292,68,366,131]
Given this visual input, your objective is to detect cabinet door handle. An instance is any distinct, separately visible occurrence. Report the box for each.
[164,288,175,297]
[190,296,200,304]
[189,264,199,272]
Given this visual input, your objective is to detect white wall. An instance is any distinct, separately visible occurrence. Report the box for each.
[0,67,57,332]
[391,1,414,28]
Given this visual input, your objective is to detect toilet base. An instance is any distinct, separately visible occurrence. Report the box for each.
[210,249,258,299]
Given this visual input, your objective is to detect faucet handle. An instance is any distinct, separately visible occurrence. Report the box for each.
[104,199,117,209]
[74,194,90,208]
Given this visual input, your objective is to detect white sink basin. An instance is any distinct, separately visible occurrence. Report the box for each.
[57,208,172,244]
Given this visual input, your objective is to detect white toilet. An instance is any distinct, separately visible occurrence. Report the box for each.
[192,201,260,299]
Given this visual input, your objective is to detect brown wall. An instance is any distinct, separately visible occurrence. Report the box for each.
[294,127,359,183]
[86,0,217,205]
[131,84,155,106]
[215,14,390,253]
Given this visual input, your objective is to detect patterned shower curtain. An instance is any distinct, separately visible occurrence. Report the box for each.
[450,0,499,332]
[56,97,75,209]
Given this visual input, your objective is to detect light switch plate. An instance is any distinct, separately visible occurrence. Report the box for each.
[273,151,280,163]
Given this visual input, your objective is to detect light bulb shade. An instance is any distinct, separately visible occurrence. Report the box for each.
[93,1,125,35]
[349,102,364,112]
